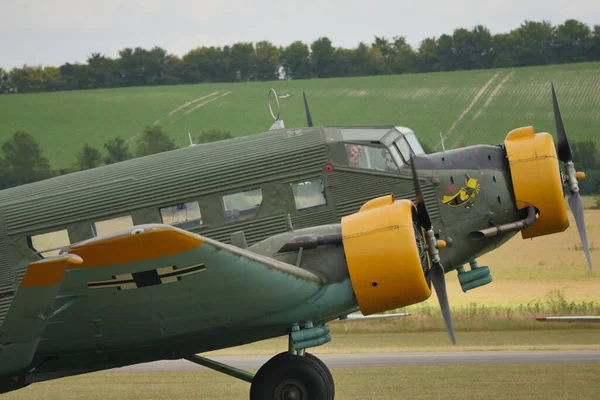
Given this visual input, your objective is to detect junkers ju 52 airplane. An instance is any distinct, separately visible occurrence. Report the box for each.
[0,85,592,399]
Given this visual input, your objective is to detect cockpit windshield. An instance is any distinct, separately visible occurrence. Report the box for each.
[404,133,425,155]
[339,126,426,170]
[387,128,426,167]
[344,143,399,172]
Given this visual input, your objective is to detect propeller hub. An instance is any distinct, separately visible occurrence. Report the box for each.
[424,229,440,264]
[564,161,579,193]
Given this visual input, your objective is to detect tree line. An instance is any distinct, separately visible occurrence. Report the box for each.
[1,129,598,196]
[1,19,599,94]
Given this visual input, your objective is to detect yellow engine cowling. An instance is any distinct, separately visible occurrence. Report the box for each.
[504,126,569,239]
[341,195,431,315]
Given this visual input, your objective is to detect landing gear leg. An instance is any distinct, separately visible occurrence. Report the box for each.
[250,352,334,400]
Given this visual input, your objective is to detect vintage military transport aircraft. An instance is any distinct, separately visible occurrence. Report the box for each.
[0,85,592,399]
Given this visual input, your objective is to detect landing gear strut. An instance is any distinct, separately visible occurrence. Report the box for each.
[250,352,334,400]
[187,325,335,399]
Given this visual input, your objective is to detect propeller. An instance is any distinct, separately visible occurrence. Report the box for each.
[303,92,314,127]
[551,83,593,273]
[409,155,456,344]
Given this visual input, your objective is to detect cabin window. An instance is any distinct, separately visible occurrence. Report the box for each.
[345,144,399,172]
[159,201,202,229]
[30,229,70,257]
[292,179,327,210]
[93,215,134,236]
[222,189,263,221]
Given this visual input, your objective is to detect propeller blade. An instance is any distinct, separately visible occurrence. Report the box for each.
[430,262,455,344]
[303,92,314,127]
[409,156,432,230]
[568,192,593,273]
[551,83,572,163]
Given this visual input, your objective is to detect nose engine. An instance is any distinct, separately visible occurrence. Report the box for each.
[341,195,431,315]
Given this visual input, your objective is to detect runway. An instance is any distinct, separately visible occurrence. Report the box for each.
[115,350,600,372]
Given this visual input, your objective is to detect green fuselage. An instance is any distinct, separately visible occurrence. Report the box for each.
[0,125,524,386]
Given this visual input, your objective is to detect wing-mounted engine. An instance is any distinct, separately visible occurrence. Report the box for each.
[341,195,431,315]
[504,126,569,239]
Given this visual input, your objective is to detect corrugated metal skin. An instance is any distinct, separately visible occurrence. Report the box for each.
[0,128,328,236]
[329,171,400,217]
[291,209,338,229]
[328,171,440,220]
[0,210,14,327]
[0,297,11,329]
[195,214,290,246]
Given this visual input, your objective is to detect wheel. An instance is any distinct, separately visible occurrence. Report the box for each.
[304,353,334,396]
[250,352,334,400]
[262,352,334,390]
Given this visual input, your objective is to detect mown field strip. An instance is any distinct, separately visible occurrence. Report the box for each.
[440,71,501,146]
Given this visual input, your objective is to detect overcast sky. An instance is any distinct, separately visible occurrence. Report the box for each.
[2,0,599,70]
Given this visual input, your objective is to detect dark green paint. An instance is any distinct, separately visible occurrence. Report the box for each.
[0,123,531,394]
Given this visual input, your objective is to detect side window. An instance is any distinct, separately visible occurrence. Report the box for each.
[160,201,202,229]
[93,215,134,236]
[222,189,263,222]
[292,179,327,210]
[345,144,399,172]
[30,229,70,257]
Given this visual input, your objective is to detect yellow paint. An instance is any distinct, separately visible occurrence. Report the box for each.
[69,226,205,268]
[359,194,394,211]
[576,171,586,181]
[504,126,569,239]
[442,175,480,208]
[341,198,431,315]
[20,254,83,287]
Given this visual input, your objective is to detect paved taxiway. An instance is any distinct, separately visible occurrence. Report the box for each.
[116,350,600,372]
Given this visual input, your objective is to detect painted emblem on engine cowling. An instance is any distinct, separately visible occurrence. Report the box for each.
[442,175,480,209]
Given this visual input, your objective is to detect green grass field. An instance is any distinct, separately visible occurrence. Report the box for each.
[1,62,599,169]
[5,365,599,400]
[4,329,599,399]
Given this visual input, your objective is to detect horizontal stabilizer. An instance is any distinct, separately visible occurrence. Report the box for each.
[536,316,600,322]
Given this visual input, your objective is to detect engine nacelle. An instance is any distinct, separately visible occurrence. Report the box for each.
[504,126,569,239]
[341,195,431,315]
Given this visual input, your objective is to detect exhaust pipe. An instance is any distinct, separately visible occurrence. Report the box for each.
[469,206,537,240]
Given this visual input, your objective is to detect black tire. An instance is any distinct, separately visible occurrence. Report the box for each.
[304,353,334,396]
[262,352,334,389]
[250,352,334,400]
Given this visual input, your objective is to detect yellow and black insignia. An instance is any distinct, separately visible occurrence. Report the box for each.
[87,263,205,290]
[442,175,480,209]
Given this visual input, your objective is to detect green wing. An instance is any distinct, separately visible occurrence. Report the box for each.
[1,224,327,388]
